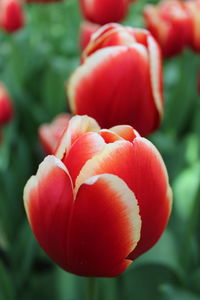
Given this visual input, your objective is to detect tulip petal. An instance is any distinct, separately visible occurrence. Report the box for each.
[38,114,71,155]
[110,125,139,142]
[68,174,141,277]
[56,115,100,160]
[76,138,172,260]
[99,129,123,143]
[147,35,163,119]
[63,132,105,185]
[68,45,159,136]
[83,23,136,61]
[23,156,74,270]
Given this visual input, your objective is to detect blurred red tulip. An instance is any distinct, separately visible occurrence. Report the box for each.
[80,21,100,51]
[79,0,131,25]
[38,113,71,155]
[0,83,13,125]
[0,0,24,33]
[144,0,192,57]
[24,115,172,277]
[185,0,200,52]
[67,23,163,137]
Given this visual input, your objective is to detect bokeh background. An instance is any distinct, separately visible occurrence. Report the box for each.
[0,0,200,299]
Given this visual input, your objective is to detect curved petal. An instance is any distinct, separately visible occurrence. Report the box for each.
[63,132,105,185]
[55,115,100,160]
[67,174,141,277]
[110,125,139,142]
[147,35,163,120]
[38,114,71,155]
[68,45,159,136]
[76,139,172,260]
[99,129,123,143]
[23,156,74,271]
[83,23,135,61]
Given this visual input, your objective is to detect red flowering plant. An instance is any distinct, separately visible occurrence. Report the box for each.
[24,115,172,277]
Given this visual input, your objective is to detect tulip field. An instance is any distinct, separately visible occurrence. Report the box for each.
[0,0,200,299]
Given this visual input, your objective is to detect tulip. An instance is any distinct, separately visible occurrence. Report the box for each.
[79,0,131,25]
[67,23,163,137]
[143,0,192,57]
[80,21,100,51]
[24,115,172,277]
[38,113,71,155]
[0,83,13,125]
[0,0,24,33]
[185,0,200,52]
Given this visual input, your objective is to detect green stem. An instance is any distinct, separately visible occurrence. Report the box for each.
[181,177,200,270]
[87,277,96,300]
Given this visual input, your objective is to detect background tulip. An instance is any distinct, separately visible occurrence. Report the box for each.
[38,113,71,155]
[24,115,172,277]
[0,0,24,32]
[0,83,13,125]
[80,21,100,51]
[67,23,163,137]
[79,0,131,25]
[185,0,200,52]
[143,0,192,57]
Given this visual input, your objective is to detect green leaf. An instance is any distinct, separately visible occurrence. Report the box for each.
[0,261,15,300]
[160,284,200,300]
[122,264,179,300]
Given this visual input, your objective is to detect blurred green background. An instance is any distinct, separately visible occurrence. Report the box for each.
[0,0,200,299]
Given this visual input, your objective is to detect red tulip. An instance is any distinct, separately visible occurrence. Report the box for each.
[80,21,100,51]
[79,0,131,25]
[185,0,200,52]
[24,115,172,277]
[67,23,163,137]
[38,113,71,155]
[0,0,24,33]
[143,0,192,57]
[0,83,13,125]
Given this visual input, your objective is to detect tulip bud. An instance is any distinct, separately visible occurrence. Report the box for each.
[79,0,131,25]
[0,83,13,125]
[38,113,71,155]
[185,0,200,52]
[80,21,100,51]
[143,0,192,57]
[24,115,172,277]
[67,23,163,137]
[0,0,24,33]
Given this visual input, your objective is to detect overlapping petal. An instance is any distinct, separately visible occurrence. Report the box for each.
[76,138,172,259]
[24,156,74,270]
[56,115,100,159]
[62,132,105,185]
[67,174,141,277]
